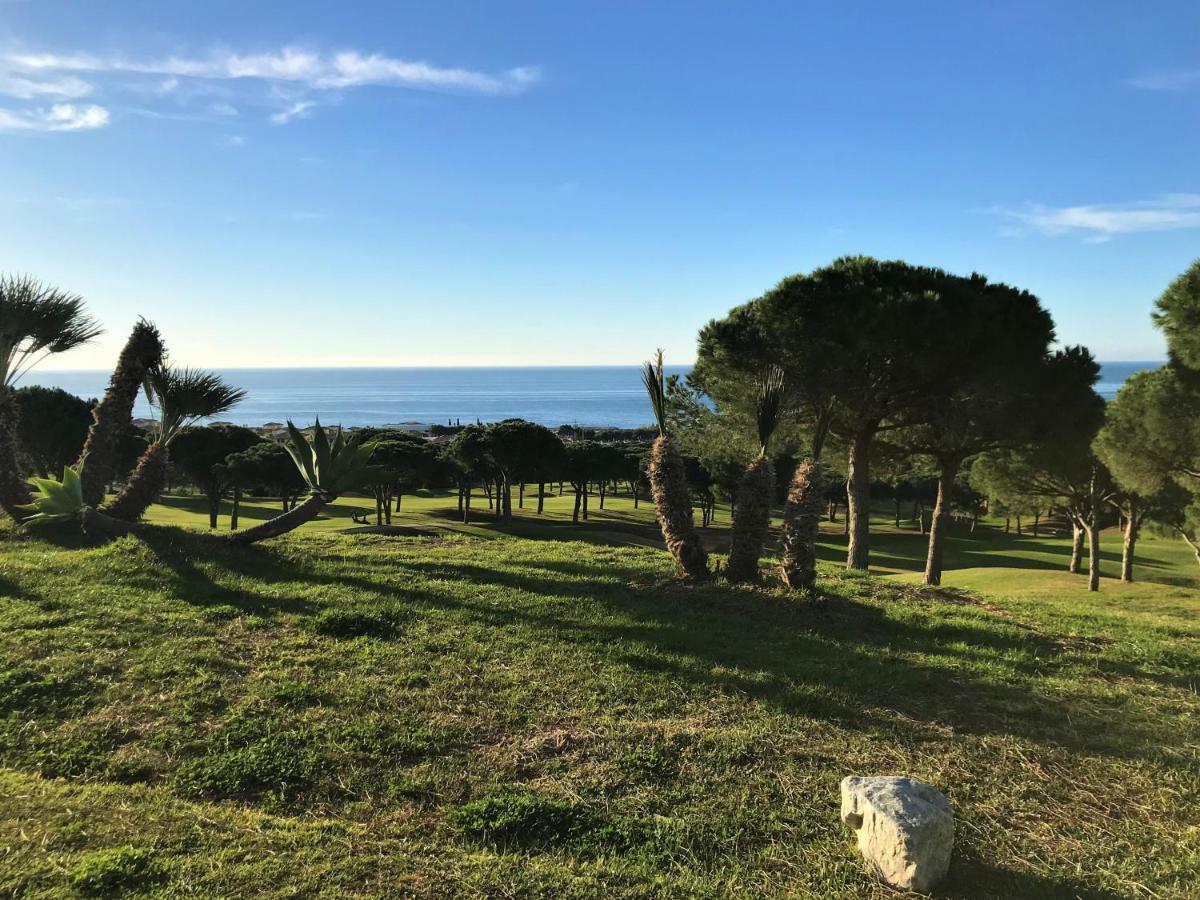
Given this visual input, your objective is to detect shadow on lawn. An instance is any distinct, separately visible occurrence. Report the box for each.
[941,855,1127,900]
[372,553,1177,766]
[77,527,1185,768]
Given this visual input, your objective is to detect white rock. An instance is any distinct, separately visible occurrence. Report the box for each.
[840,775,954,893]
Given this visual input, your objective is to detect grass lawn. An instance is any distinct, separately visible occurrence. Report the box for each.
[0,498,1198,896]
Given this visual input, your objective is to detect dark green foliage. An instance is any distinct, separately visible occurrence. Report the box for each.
[13,386,91,477]
[170,424,263,528]
[1153,258,1200,371]
[71,846,163,896]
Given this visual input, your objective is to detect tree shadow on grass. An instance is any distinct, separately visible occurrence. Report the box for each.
[127,528,318,618]
[384,556,1181,767]
[939,854,1128,900]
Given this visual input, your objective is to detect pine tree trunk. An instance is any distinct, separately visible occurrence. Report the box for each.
[207,487,220,530]
[226,494,327,545]
[105,441,170,522]
[0,387,32,521]
[1087,516,1101,592]
[463,484,472,524]
[537,481,545,514]
[846,433,872,570]
[1033,510,1041,537]
[726,455,774,582]
[1121,507,1139,584]
[76,320,164,508]
[573,484,582,523]
[1069,522,1083,574]
[923,457,960,586]
[648,434,709,581]
[230,487,241,531]
[780,458,824,591]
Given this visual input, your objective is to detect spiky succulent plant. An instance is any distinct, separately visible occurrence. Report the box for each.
[284,419,375,499]
[19,465,85,522]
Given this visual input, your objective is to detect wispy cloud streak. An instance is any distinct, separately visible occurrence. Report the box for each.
[0,102,109,131]
[992,194,1200,241]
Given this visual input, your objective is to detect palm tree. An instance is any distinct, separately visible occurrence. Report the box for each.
[106,366,246,522]
[76,319,165,507]
[780,457,826,591]
[227,420,375,545]
[725,367,787,582]
[642,350,709,581]
[0,275,101,520]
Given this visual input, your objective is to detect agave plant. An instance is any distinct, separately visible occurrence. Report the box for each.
[725,367,788,582]
[19,464,134,537]
[227,419,375,545]
[76,319,165,507]
[0,275,102,520]
[106,366,246,522]
[642,350,709,581]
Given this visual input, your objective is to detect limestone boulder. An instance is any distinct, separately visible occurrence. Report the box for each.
[840,775,954,893]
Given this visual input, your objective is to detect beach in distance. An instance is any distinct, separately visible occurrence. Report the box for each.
[25,361,1158,430]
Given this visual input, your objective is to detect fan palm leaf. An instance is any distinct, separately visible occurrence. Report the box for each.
[0,275,100,521]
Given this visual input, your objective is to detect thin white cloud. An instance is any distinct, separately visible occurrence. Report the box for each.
[993,194,1200,241]
[7,46,540,95]
[0,72,91,98]
[0,102,109,132]
[269,100,314,124]
[211,102,238,116]
[1129,69,1200,91]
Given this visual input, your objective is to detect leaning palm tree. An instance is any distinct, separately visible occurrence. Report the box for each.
[725,367,787,582]
[0,275,102,520]
[780,457,826,591]
[76,319,165,507]
[106,366,246,522]
[642,350,709,581]
[227,419,374,545]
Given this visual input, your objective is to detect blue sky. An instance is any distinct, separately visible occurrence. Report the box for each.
[2,1,1198,368]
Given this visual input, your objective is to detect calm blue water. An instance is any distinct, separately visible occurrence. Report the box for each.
[21,362,1157,429]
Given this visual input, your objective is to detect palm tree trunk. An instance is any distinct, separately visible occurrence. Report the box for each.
[0,387,32,520]
[104,441,169,522]
[76,320,164,508]
[923,457,961,586]
[648,434,709,580]
[226,494,327,545]
[78,505,138,539]
[726,455,774,582]
[780,458,824,591]
[845,432,872,570]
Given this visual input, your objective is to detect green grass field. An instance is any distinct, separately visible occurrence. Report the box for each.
[1,493,1198,897]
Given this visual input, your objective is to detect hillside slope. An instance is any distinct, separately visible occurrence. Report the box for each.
[1,528,1197,897]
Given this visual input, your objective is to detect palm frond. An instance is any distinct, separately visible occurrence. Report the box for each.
[641,348,668,436]
[754,366,788,456]
[149,365,246,443]
[0,274,102,385]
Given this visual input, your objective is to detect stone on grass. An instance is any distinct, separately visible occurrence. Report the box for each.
[840,775,953,893]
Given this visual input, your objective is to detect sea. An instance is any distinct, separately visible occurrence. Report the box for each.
[21,362,1158,430]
